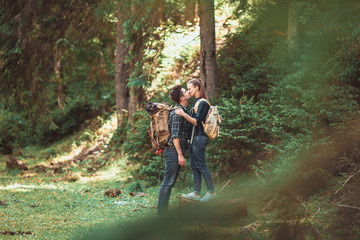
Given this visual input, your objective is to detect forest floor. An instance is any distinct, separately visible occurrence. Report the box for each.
[0,115,159,239]
[0,160,160,239]
[0,114,237,240]
[1,115,360,240]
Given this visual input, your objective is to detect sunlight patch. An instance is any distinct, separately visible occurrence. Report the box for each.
[97,114,117,138]
[79,164,125,183]
[0,183,58,191]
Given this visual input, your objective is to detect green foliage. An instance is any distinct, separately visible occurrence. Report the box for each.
[119,110,164,186]
[0,0,115,146]
[217,28,278,99]
[121,110,153,164]
[110,124,128,152]
[139,155,163,186]
[126,179,144,192]
[214,0,360,175]
[207,96,276,172]
[0,111,33,153]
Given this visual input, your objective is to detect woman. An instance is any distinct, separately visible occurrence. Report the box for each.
[175,78,216,202]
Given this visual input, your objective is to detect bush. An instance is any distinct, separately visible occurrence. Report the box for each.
[207,96,276,172]
[139,155,163,186]
[126,180,144,193]
[0,111,33,153]
[120,110,164,186]
[121,110,153,164]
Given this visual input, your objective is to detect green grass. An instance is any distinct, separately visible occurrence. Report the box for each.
[0,114,193,239]
[0,157,165,239]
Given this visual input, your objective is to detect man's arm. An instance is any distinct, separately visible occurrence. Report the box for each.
[174,101,209,126]
[173,138,185,166]
[174,109,197,126]
[170,113,185,166]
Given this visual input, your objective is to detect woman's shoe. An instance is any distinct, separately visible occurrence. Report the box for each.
[199,192,216,202]
[181,192,201,201]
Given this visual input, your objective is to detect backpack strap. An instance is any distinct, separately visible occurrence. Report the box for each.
[193,98,210,114]
[190,98,209,144]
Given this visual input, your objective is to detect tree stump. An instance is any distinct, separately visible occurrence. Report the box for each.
[105,189,122,197]
[6,156,28,171]
[178,197,247,223]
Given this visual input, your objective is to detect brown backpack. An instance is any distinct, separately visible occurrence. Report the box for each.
[146,102,172,155]
[190,98,222,144]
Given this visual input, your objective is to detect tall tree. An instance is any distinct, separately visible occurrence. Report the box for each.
[53,46,65,110]
[199,0,217,98]
[124,0,165,122]
[184,0,197,25]
[115,1,130,128]
[128,86,140,122]
[127,41,145,122]
[151,0,164,27]
[287,0,300,51]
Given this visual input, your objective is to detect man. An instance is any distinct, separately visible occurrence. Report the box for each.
[157,85,190,215]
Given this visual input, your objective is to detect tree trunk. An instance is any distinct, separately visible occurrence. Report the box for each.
[184,0,196,25]
[128,86,139,122]
[115,9,130,128]
[54,47,65,110]
[287,1,300,52]
[152,0,163,27]
[199,0,217,99]
[127,2,144,123]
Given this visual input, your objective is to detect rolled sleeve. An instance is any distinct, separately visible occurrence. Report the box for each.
[168,104,188,148]
[170,114,181,139]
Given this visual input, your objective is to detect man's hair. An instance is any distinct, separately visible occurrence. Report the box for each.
[169,85,184,104]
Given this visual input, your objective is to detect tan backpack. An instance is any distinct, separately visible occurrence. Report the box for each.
[190,98,222,144]
[146,103,172,155]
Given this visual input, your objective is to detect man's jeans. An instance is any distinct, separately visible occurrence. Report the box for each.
[189,135,214,195]
[157,146,183,215]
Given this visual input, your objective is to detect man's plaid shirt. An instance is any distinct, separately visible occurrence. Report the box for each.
[167,104,188,149]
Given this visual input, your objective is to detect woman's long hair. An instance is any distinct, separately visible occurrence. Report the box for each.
[188,78,210,103]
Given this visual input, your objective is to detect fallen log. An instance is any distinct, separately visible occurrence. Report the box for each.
[178,197,248,223]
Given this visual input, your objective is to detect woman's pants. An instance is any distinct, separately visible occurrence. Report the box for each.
[189,135,214,195]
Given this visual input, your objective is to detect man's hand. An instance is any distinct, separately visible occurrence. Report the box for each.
[173,138,185,166]
[175,108,185,116]
[178,154,185,166]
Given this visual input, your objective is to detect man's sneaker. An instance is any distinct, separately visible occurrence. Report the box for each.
[181,192,201,201]
[199,192,216,202]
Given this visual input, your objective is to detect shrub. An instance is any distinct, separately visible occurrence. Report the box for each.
[126,180,144,193]
[207,96,276,172]
[120,110,164,186]
[0,111,33,153]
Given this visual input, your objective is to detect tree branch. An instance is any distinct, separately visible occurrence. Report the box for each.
[336,204,360,210]
[335,169,360,195]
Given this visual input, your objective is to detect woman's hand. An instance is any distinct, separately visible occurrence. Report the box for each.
[175,108,185,116]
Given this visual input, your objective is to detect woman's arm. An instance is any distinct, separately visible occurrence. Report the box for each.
[174,108,198,126]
